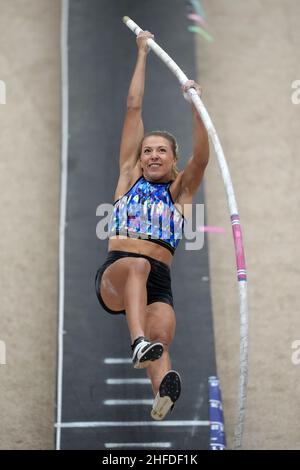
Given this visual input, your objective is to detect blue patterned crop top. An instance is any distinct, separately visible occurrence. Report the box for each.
[108,175,185,255]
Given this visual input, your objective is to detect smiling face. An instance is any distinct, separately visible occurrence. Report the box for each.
[139,135,175,183]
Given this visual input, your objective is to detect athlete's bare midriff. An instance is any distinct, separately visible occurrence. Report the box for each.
[108,236,173,266]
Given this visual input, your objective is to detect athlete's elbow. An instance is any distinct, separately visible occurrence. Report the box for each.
[127,96,143,109]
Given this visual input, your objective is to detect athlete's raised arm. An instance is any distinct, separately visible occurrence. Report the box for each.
[179,80,209,198]
[118,31,154,177]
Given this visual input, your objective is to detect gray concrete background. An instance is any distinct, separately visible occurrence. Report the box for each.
[0,0,60,450]
[0,0,300,450]
[200,0,300,450]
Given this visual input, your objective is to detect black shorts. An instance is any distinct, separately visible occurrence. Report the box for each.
[95,250,174,315]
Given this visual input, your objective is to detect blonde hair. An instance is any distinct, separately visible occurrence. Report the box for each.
[137,130,180,181]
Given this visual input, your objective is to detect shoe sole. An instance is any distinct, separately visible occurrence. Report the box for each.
[151,370,181,420]
[133,343,164,369]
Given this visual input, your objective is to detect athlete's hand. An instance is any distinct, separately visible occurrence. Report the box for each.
[136,30,154,54]
[182,80,203,103]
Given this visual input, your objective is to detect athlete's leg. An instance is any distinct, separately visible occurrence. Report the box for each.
[145,302,181,419]
[99,257,151,342]
[144,302,176,395]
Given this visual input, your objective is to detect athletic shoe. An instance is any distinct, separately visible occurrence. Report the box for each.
[151,370,181,420]
[131,336,164,369]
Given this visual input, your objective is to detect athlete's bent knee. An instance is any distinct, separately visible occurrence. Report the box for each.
[127,258,151,276]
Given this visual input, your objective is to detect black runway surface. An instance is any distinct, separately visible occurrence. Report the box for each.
[57,0,216,450]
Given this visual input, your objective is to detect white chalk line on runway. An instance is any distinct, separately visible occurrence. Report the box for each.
[55,420,210,428]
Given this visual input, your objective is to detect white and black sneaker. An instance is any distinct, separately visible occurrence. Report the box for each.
[131,336,164,369]
[151,370,181,420]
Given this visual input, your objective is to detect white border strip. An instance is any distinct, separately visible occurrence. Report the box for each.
[104,399,153,406]
[104,358,132,364]
[56,0,69,451]
[55,420,210,428]
[105,443,172,449]
[106,378,151,385]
